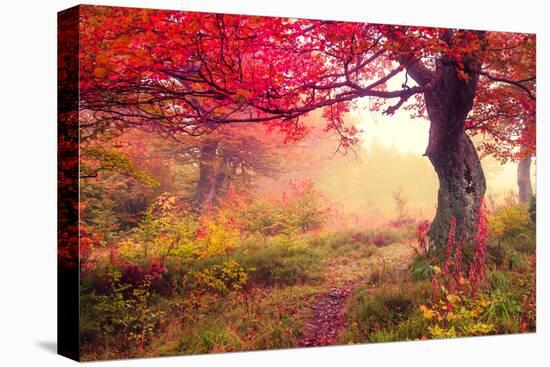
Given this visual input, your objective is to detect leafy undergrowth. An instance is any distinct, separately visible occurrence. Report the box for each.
[338,201,536,345]
[339,281,431,343]
[80,198,535,360]
[80,224,411,360]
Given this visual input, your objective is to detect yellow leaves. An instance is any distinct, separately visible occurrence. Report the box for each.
[197,209,240,258]
[193,260,250,293]
[420,305,436,320]
[460,322,494,335]
[422,290,496,339]
[134,171,160,188]
[488,204,533,243]
[427,325,457,339]
[446,293,460,305]
[477,298,492,308]
[488,215,505,239]
[81,146,159,187]
[286,240,309,253]
[157,194,176,211]
[118,238,141,260]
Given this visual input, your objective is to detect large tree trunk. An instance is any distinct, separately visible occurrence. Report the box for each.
[423,51,486,252]
[517,154,533,204]
[427,131,486,251]
[193,140,220,208]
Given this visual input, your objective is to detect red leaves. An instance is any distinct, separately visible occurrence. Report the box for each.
[467,32,536,162]
[415,220,431,256]
[441,217,463,294]
[321,102,360,150]
[469,198,488,296]
[77,5,535,158]
[266,118,309,144]
[298,287,351,347]
[437,198,489,297]
[93,67,108,78]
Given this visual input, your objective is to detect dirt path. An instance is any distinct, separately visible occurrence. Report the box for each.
[297,242,414,347]
[297,287,352,347]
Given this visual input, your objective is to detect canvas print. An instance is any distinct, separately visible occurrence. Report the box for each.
[58,5,536,361]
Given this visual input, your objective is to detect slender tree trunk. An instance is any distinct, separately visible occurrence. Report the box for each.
[193,140,219,208]
[517,154,533,204]
[423,51,486,252]
[214,168,228,199]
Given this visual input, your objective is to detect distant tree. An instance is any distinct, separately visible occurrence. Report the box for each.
[190,125,285,208]
[517,155,533,204]
[392,186,409,222]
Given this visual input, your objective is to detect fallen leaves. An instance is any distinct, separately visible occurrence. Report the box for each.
[298,287,351,347]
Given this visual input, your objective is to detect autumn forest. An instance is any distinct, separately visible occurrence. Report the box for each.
[58,5,536,361]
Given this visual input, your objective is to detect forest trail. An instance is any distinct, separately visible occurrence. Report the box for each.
[297,287,351,347]
[297,241,414,347]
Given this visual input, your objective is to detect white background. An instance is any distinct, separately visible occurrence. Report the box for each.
[0,0,547,365]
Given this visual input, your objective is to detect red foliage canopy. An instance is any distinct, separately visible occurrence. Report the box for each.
[78,6,535,160]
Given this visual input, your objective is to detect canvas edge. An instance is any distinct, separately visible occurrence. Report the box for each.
[58,4,81,362]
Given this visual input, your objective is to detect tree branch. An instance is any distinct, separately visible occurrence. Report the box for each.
[477,71,536,100]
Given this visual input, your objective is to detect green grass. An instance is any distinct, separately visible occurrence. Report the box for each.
[80,226,413,359]
[152,284,321,356]
[80,213,536,360]
[339,281,431,344]
[410,255,433,281]
[314,227,410,253]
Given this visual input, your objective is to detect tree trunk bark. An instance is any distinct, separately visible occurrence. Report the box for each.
[427,131,486,251]
[423,52,487,252]
[193,140,219,208]
[517,154,533,204]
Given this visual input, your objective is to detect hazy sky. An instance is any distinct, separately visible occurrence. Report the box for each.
[355,101,429,156]
[353,99,529,194]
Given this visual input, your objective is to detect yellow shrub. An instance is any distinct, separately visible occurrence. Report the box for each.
[193,260,250,293]
[488,204,533,243]
[118,238,141,261]
[197,209,240,258]
[420,291,495,339]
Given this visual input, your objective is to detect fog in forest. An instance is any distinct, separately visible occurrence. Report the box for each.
[254,108,535,229]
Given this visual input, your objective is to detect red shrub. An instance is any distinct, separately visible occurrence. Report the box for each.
[121,263,144,286]
[469,198,488,295]
[436,199,489,297]
[416,220,430,256]
[145,258,167,281]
